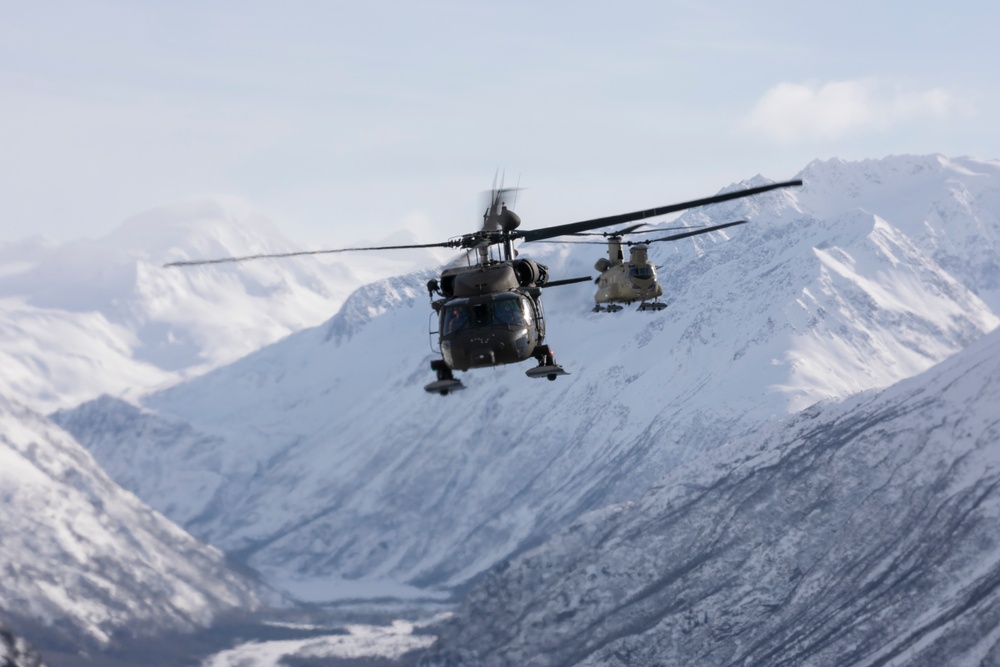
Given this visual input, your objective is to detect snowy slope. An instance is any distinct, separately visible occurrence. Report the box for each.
[418,324,1000,667]
[0,393,263,650]
[794,155,1000,311]
[0,297,176,413]
[0,625,46,667]
[0,197,446,412]
[56,155,1000,597]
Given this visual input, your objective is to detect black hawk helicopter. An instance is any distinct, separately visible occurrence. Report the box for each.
[537,219,751,312]
[164,178,802,394]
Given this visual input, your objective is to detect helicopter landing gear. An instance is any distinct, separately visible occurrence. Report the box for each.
[637,300,667,312]
[425,360,466,395]
[525,345,569,381]
[592,304,624,313]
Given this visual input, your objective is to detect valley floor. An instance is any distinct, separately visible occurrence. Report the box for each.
[34,604,452,667]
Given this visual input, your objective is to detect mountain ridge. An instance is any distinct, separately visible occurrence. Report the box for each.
[0,392,266,652]
[0,196,443,412]
[417,322,1000,666]
[55,154,1000,601]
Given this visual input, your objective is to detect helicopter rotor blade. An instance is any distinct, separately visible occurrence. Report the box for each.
[564,222,648,237]
[526,239,620,245]
[162,241,456,268]
[526,224,701,244]
[515,179,802,243]
[569,224,701,237]
[635,219,747,245]
[541,276,593,288]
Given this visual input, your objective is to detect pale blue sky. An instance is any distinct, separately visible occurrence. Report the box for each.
[2,1,997,246]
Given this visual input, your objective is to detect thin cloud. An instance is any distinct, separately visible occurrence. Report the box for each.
[743,79,967,142]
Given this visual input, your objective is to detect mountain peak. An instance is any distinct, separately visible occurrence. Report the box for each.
[103,196,293,266]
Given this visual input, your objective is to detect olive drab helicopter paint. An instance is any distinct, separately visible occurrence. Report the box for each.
[542,219,752,312]
[165,177,802,394]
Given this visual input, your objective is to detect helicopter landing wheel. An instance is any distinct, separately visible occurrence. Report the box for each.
[534,345,556,367]
[430,359,453,379]
[638,300,668,312]
[425,360,466,394]
[527,346,570,380]
[526,364,569,380]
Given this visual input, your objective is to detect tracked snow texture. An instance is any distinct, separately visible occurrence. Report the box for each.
[0,394,261,649]
[55,155,1000,597]
[418,324,1000,667]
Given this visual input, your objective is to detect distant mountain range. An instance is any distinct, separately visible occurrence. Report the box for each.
[54,154,1000,607]
[0,197,445,412]
[4,154,998,665]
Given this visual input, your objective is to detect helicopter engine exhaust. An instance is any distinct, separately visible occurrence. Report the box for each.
[512,258,542,286]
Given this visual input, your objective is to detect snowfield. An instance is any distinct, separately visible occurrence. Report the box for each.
[201,619,438,667]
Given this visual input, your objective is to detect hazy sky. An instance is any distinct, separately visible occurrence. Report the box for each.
[2,1,997,247]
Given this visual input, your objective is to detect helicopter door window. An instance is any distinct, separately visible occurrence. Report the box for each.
[442,304,470,335]
[471,302,491,327]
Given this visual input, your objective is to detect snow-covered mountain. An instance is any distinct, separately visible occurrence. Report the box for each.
[0,625,46,667]
[56,155,1000,600]
[0,392,263,651]
[0,197,446,413]
[418,320,1000,667]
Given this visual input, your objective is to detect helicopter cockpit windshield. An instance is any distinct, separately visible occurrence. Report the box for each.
[493,294,530,325]
[628,266,656,280]
[442,294,531,335]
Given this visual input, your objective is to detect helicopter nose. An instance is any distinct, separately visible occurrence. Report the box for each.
[471,349,496,365]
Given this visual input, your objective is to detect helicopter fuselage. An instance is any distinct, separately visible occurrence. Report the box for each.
[593,241,663,306]
[438,291,542,370]
[431,260,550,372]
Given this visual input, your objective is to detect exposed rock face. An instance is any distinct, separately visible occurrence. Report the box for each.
[0,394,263,650]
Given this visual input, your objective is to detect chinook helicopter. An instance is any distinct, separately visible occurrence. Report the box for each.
[165,177,802,394]
[547,219,751,312]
